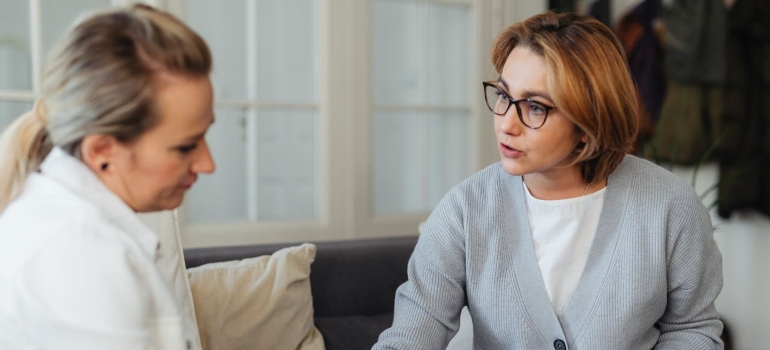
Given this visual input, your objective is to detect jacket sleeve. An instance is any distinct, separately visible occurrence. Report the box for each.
[14,223,174,350]
[654,195,724,350]
[373,190,468,350]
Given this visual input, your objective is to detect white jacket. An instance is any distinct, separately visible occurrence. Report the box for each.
[0,147,198,350]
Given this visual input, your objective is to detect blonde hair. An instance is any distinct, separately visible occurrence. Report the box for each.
[491,11,639,183]
[0,4,212,213]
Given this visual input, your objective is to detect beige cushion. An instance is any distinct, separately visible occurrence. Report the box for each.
[187,243,325,350]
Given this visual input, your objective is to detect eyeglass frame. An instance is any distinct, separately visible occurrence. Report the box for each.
[482,81,556,129]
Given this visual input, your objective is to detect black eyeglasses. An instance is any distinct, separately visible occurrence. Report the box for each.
[482,81,555,129]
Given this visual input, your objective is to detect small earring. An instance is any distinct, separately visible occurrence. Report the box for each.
[101,163,109,171]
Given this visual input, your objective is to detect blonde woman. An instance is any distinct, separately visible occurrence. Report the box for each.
[374,11,723,349]
[0,5,214,349]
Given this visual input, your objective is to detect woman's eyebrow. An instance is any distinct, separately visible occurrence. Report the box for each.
[497,77,553,102]
[497,77,509,90]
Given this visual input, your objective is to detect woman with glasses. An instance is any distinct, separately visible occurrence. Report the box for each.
[374,11,723,350]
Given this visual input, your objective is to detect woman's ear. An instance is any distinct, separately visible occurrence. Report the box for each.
[80,134,118,173]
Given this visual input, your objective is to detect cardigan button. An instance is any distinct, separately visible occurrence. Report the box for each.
[554,339,566,350]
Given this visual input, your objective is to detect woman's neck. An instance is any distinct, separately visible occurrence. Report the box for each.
[522,171,606,200]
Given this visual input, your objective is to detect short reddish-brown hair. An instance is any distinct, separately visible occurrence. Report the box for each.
[491,11,639,183]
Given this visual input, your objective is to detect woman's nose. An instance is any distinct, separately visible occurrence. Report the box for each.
[192,140,216,174]
[497,107,523,135]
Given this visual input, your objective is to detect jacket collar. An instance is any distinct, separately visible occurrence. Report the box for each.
[39,147,160,259]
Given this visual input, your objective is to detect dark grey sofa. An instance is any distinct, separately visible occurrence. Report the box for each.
[183,235,419,350]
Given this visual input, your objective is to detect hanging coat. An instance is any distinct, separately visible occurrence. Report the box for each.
[717,0,770,219]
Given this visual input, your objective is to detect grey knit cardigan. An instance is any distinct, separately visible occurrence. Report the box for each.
[374,155,723,350]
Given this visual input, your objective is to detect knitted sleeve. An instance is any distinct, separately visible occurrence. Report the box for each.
[373,187,468,350]
[654,189,724,350]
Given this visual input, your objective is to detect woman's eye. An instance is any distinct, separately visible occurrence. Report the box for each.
[528,101,546,114]
[177,143,197,154]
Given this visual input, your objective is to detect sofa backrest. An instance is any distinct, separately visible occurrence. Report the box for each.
[183,235,419,318]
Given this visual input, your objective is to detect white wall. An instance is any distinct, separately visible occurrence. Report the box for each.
[714,214,770,350]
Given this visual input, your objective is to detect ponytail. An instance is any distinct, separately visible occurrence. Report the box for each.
[0,103,52,213]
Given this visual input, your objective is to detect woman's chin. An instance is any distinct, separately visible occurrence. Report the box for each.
[161,196,185,211]
[500,159,525,176]
[133,196,185,213]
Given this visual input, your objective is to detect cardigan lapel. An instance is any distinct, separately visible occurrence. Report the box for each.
[558,156,633,342]
[501,170,567,344]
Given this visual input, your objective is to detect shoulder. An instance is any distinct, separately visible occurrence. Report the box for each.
[3,233,154,339]
[461,162,507,188]
[425,162,514,224]
[443,162,512,203]
[0,175,138,278]
[611,155,712,236]
[3,173,101,220]
[0,174,157,331]
[614,155,682,183]
[1,209,152,322]
[0,173,107,236]
[612,155,701,203]
[425,162,518,236]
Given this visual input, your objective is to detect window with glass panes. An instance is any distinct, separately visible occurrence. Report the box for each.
[371,0,474,216]
[179,0,319,223]
[183,0,320,223]
[0,0,116,133]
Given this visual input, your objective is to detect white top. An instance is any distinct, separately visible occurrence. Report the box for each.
[524,182,606,315]
[0,147,194,350]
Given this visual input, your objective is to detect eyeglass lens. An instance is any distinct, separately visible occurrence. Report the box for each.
[485,85,548,128]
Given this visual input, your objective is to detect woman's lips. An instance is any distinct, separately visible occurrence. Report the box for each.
[180,178,197,190]
[499,143,522,157]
